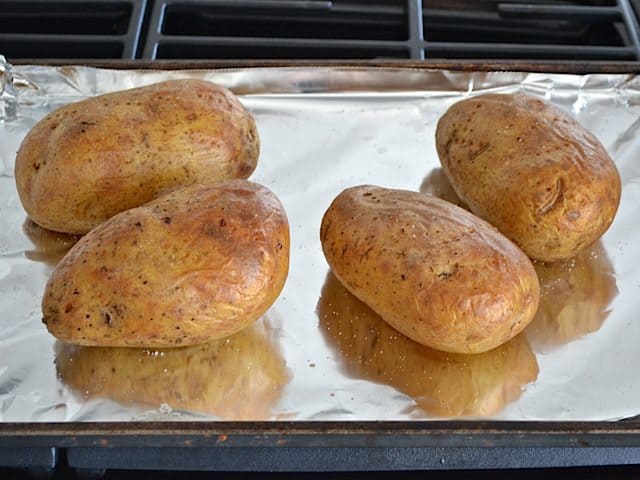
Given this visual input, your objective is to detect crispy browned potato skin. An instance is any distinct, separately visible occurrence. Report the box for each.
[526,241,617,349]
[55,321,290,420]
[42,180,289,348]
[436,93,621,263]
[15,79,259,234]
[318,273,538,417]
[320,185,540,354]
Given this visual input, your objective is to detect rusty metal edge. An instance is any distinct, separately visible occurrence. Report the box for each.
[1,421,640,448]
[7,58,640,74]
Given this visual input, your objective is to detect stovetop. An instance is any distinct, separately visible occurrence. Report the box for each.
[2,1,640,478]
[2,0,640,61]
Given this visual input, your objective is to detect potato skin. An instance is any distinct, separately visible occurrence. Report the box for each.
[436,93,621,262]
[15,79,259,234]
[42,180,289,348]
[55,321,290,420]
[320,185,540,354]
[318,273,538,417]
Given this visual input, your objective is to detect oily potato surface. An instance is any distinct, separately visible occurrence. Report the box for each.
[15,79,259,234]
[42,180,289,348]
[318,273,538,417]
[56,321,290,420]
[436,93,621,262]
[320,185,540,354]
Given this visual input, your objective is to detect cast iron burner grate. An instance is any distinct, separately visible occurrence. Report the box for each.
[1,0,640,60]
[0,0,147,59]
[143,0,640,60]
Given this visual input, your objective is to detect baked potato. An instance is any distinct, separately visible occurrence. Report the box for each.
[318,273,538,417]
[436,93,621,262]
[15,79,259,234]
[55,320,289,420]
[525,241,617,350]
[42,180,289,347]
[320,185,540,354]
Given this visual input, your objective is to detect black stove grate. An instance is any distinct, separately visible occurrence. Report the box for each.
[1,0,640,61]
[424,0,640,60]
[144,0,416,59]
[0,0,147,59]
[142,0,640,60]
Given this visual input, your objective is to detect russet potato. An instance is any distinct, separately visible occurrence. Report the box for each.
[320,185,540,354]
[436,93,621,262]
[15,79,259,234]
[42,180,289,348]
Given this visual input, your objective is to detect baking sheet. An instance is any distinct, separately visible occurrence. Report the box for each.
[1,57,639,422]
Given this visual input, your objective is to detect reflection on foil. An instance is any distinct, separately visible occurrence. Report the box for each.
[23,219,80,267]
[527,242,618,351]
[317,273,539,418]
[55,319,290,420]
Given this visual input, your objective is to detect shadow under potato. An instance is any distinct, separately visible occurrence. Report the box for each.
[317,272,539,418]
[23,218,80,267]
[55,319,290,420]
[419,167,467,209]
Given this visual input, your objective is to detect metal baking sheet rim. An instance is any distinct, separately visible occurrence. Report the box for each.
[1,58,640,424]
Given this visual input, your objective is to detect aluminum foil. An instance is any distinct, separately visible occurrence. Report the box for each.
[1,57,639,422]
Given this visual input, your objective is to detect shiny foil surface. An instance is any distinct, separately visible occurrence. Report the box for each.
[1,57,639,422]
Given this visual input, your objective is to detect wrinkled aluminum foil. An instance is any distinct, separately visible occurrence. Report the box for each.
[1,57,639,421]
